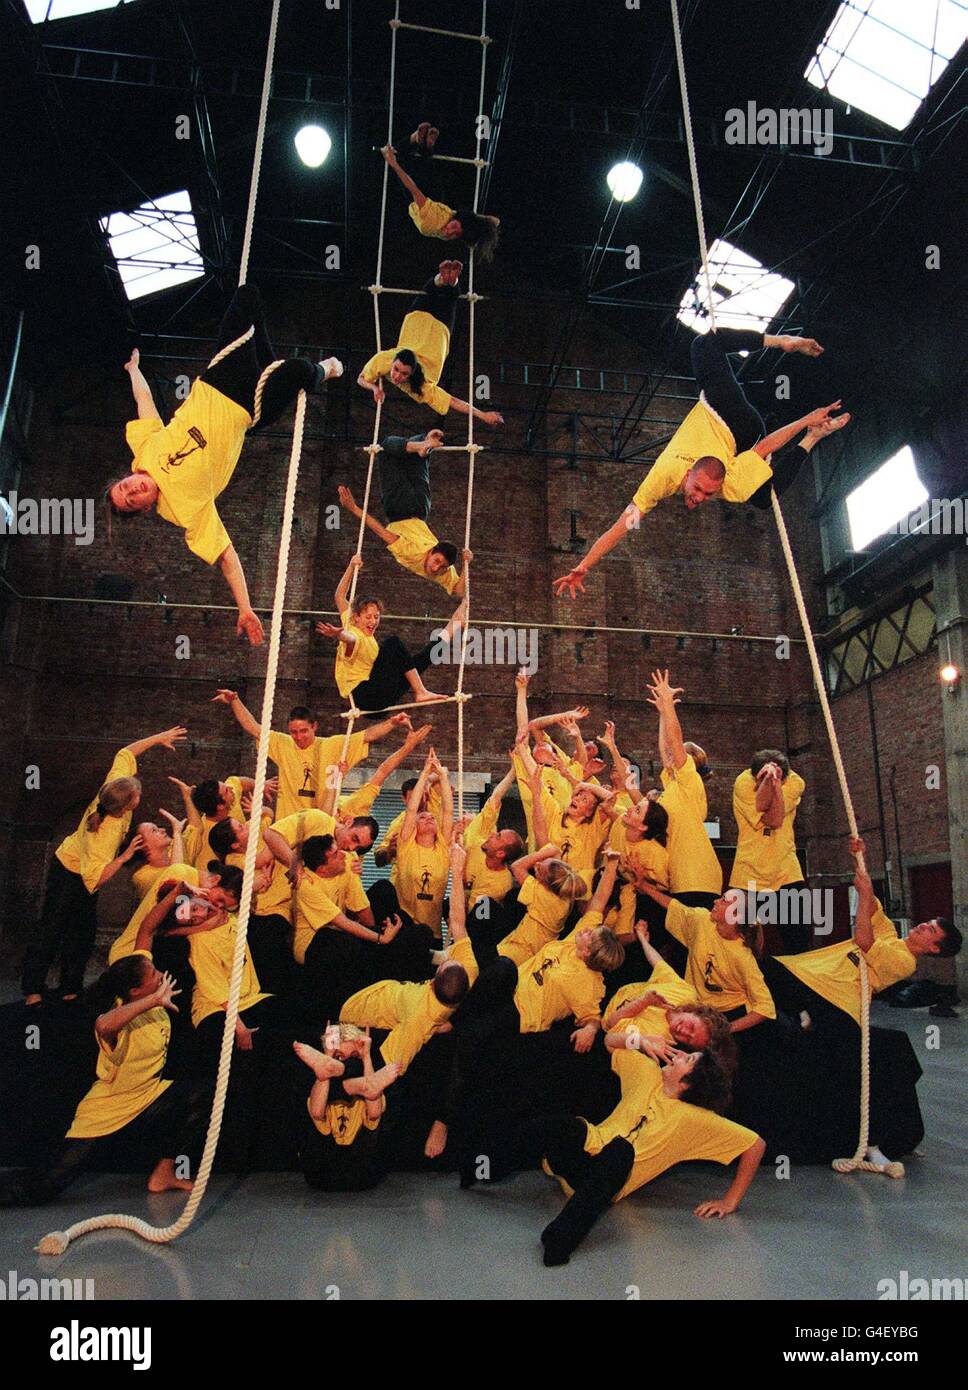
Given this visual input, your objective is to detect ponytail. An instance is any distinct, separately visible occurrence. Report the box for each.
[86,775,141,833]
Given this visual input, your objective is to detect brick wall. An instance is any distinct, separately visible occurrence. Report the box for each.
[0,267,951,968]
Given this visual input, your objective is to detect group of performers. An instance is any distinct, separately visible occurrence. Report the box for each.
[5,126,959,1266]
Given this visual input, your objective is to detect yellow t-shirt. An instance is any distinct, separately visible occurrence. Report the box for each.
[568,1054,759,1203]
[540,786,608,888]
[729,769,806,891]
[498,873,572,966]
[126,379,251,564]
[131,861,173,902]
[630,400,773,516]
[292,865,371,965]
[308,1094,383,1145]
[386,517,462,593]
[257,809,336,919]
[776,901,915,1022]
[606,821,671,937]
[395,831,451,935]
[67,977,172,1139]
[513,914,606,1033]
[268,729,368,819]
[341,936,476,1029]
[335,608,380,698]
[408,198,454,238]
[463,801,513,907]
[339,779,380,817]
[189,916,268,1027]
[605,957,698,1041]
[108,863,200,964]
[56,748,138,894]
[361,309,453,415]
[184,775,245,872]
[659,756,723,896]
[666,901,776,1018]
[511,745,582,852]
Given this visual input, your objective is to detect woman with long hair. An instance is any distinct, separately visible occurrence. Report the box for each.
[21,725,187,1007]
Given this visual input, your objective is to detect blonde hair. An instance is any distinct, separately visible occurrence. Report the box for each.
[585,927,625,974]
[542,859,585,905]
[86,776,141,833]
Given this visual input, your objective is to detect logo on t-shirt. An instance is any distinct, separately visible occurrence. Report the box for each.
[703,957,724,993]
[417,869,434,902]
[162,426,207,470]
[624,1113,650,1141]
[531,955,557,987]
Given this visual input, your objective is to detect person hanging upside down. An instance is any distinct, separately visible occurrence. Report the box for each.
[338,428,470,597]
[315,554,469,711]
[106,284,343,643]
[357,260,504,424]
[553,330,850,597]
[382,129,501,261]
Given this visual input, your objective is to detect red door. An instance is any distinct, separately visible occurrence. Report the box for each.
[908,862,954,925]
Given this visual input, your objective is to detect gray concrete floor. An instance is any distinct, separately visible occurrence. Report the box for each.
[1,1007,964,1300]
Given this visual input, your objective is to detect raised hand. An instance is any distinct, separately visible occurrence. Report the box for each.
[120,834,146,863]
[149,972,181,1012]
[553,565,589,600]
[646,668,683,707]
[337,485,361,516]
[315,621,343,640]
[379,913,403,944]
[211,689,238,706]
[124,348,140,373]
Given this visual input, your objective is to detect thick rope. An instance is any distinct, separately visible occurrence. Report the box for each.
[239,0,281,286]
[37,392,309,1255]
[454,0,489,818]
[668,0,892,1180]
[37,0,294,1256]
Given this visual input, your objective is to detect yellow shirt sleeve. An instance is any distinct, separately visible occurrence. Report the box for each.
[408,198,454,237]
[339,780,380,817]
[126,417,164,455]
[721,448,774,503]
[665,899,702,947]
[741,955,777,1019]
[362,349,395,383]
[631,452,690,516]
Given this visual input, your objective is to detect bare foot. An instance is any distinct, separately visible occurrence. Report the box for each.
[360,1062,402,1099]
[411,122,431,148]
[413,686,450,704]
[147,1159,193,1194]
[293,1040,343,1079]
[437,259,462,286]
[424,1120,448,1158]
[24,994,42,1007]
[426,126,440,150]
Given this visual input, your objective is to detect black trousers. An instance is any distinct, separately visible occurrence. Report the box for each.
[351,635,436,712]
[537,1114,635,1263]
[21,858,98,999]
[380,434,433,522]
[194,993,292,1070]
[247,912,297,995]
[0,1075,212,1207]
[690,328,810,508]
[758,955,859,1049]
[754,881,813,955]
[365,879,439,982]
[409,276,459,334]
[201,284,322,427]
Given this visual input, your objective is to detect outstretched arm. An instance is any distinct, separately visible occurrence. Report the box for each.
[589,850,620,915]
[484,761,516,815]
[753,401,850,460]
[514,668,531,740]
[217,544,265,646]
[445,396,504,427]
[124,726,188,759]
[447,840,468,943]
[695,1137,766,1219]
[646,668,687,771]
[124,349,161,422]
[334,553,363,614]
[212,689,261,740]
[553,504,643,599]
[337,486,398,546]
[382,144,427,207]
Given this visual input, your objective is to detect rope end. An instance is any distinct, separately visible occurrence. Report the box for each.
[36,1231,70,1256]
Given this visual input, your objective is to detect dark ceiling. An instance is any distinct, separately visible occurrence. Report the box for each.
[3,0,966,500]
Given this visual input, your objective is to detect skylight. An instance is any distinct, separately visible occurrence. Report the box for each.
[805,0,967,131]
[25,1,135,20]
[100,191,204,302]
[846,446,929,551]
[677,238,795,337]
